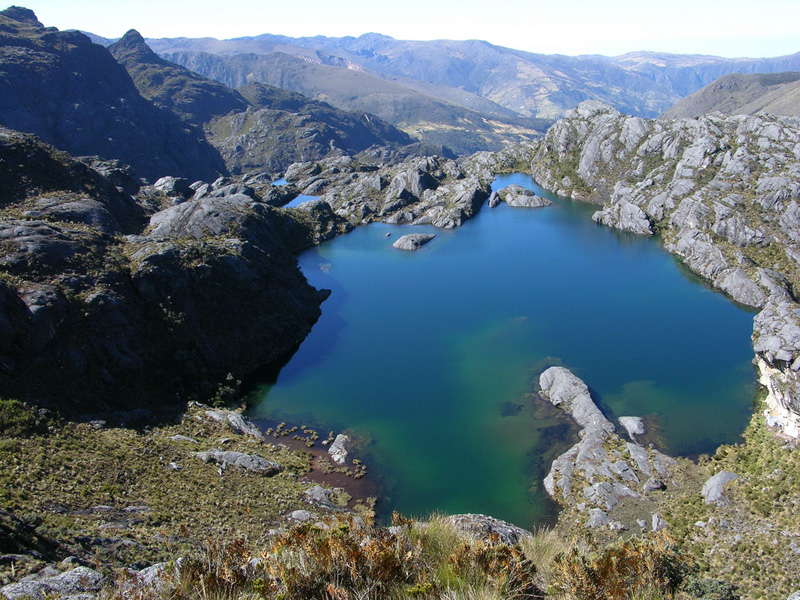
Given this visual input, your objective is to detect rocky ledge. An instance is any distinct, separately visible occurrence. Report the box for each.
[281,150,514,230]
[539,366,675,530]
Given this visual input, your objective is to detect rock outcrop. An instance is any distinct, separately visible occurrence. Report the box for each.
[280,150,508,230]
[539,367,676,530]
[445,514,532,545]
[0,565,105,600]
[0,127,333,412]
[701,471,739,505]
[490,184,551,208]
[531,100,800,436]
[196,450,283,475]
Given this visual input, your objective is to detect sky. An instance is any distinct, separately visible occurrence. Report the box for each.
[17,0,800,58]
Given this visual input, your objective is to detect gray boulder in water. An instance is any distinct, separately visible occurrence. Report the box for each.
[392,233,436,250]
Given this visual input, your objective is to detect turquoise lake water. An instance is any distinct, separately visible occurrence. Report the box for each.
[248,173,757,528]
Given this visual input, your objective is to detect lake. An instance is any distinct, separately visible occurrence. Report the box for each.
[247,173,756,528]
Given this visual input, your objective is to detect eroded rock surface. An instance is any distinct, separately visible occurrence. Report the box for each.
[540,367,676,529]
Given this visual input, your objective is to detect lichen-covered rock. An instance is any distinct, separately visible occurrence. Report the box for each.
[195,450,282,475]
[445,514,532,545]
[1,566,105,600]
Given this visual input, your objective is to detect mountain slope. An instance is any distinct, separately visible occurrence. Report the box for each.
[661,71,800,119]
[0,7,227,182]
[108,29,250,125]
[147,32,800,124]
[105,30,422,173]
[156,48,549,154]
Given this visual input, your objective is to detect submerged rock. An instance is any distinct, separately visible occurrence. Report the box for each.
[392,233,436,251]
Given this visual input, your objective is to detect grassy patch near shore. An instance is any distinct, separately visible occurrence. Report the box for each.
[654,398,800,600]
[0,400,370,585]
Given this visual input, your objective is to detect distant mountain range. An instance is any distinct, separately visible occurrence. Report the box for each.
[128,33,800,134]
[661,71,800,119]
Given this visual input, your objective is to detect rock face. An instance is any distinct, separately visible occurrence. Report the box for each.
[392,233,436,250]
[531,100,800,436]
[530,100,798,308]
[0,8,227,183]
[540,367,675,529]
[753,299,800,438]
[0,127,332,412]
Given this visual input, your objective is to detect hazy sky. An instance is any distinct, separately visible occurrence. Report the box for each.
[19,0,800,58]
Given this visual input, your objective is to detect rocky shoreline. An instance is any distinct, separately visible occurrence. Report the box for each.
[528,100,800,439]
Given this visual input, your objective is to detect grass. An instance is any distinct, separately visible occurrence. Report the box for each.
[0,401,373,586]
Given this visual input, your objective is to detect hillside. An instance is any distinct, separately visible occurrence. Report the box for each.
[107,29,430,173]
[0,7,227,183]
[157,48,549,154]
[661,71,800,118]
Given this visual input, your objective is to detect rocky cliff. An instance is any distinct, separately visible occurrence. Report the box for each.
[530,100,800,437]
[0,7,227,183]
[0,126,333,412]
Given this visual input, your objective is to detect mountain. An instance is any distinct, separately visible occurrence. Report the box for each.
[106,29,423,173]
[660,71,800,119]
[0,7,227,182]
[147,33,800,125]
[156,48,549,154]
[108,29,250,125]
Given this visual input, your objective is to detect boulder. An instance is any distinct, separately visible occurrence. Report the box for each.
[701,471,739,505]
[328,434,350,465]
[652,513,669,532]
[446,514,532,545]
[304,485,338,510]
[392,233,436,251]
[619,416,645,438]
[195,450,282,475]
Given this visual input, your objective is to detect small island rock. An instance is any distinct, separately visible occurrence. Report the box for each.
[392,233,436,251]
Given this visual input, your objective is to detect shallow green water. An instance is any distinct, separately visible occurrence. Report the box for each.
[248,174,757,528]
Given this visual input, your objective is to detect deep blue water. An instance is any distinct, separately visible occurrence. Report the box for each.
[248,173,756,528]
